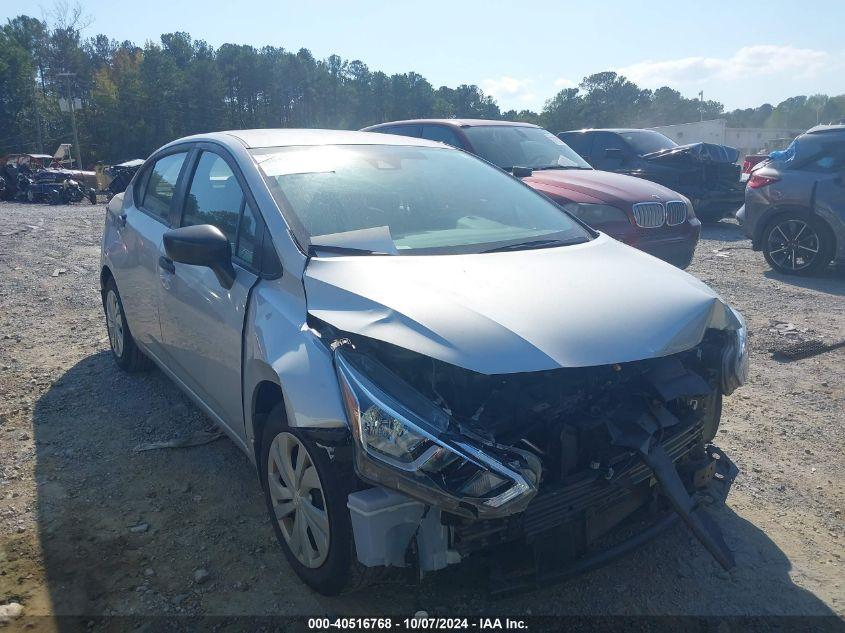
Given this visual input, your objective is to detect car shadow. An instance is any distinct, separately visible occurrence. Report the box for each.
[763,266,845,297]
[699,220,749,243]
[30,352,840,624]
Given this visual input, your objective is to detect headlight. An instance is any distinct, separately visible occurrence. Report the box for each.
[335,347,540,518]
[721,308,749,395]
[561,202,628,225]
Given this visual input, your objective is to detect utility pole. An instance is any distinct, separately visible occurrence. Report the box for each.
[699,90,704,121]
[58,72,82,168]
[32,81,44,154]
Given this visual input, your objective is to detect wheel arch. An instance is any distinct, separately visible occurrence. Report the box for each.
[99,265,114,308]
[249,376,287,473]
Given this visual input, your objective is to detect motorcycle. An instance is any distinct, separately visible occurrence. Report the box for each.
[46,178,96,205]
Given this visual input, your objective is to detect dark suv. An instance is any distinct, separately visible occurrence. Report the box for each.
[737,125,845,275]
[363,120,701,268]
[559,128,744,223]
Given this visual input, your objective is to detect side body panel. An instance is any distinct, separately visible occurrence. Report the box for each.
[814,173,845,262]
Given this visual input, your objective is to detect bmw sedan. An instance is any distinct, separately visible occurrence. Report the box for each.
[101,129,748,595]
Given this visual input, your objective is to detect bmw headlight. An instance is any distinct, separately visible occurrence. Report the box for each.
[561,202,628,225]
[335,346,540,518]
[721,308,749,395]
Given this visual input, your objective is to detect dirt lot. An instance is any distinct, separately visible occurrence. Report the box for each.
[1,201,843,627]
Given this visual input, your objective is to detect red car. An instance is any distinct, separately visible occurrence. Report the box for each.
[362,119,701,268]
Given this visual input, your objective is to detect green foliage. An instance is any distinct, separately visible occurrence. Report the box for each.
[2,14,843,165]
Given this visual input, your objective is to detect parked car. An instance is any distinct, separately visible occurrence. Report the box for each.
[559,128,744,223]
[101,129,748,595]
[362,120,700,268]
[1,153,53,200]
[737,124,845,275]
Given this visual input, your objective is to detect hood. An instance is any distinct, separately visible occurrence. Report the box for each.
[523,169,681,207]
[642,142,740,164]
[304,234,739,375]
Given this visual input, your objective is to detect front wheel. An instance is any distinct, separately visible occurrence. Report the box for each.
[762,214,833,275]
[261,410,355,595]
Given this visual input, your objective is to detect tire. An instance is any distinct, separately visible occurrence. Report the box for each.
[102,278,151,371]
[762,213,833,276]
[260,407,356,595]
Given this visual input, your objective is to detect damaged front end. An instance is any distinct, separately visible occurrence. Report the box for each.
[323,315,748,585]
[636,142,744,220]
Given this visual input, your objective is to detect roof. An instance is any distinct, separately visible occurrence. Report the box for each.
[161,128,446,151]
[362,119,539,130]
[560,128,654,134]
[805,124,845,135]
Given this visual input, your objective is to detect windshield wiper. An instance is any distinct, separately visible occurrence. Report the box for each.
[307,244,384,256]
[482,237,585,253]
[532,165,590,171]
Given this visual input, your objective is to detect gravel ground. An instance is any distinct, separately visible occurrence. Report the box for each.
[0,202,843,626]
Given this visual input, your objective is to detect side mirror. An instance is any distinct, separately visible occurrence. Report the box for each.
[511,166,533,178]
[604,148,624,164]
[163,224,236,289]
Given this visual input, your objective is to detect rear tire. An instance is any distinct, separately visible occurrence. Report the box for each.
[103,278,152,372]
[762,213,833,276]
[260,407,355,595]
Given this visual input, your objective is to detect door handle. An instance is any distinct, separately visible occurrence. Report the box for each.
[158,256,175,274]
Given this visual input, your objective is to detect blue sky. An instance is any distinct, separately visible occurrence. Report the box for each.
[3,0,843,112]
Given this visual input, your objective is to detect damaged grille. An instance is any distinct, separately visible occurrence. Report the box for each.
[632,202,666,228]
[522,421,702,536]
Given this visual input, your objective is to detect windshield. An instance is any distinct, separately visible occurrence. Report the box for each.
[462,126,592,171]
[620,130,678,155]
[252,144,592,255]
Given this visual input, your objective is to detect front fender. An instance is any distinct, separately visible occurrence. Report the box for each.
[243,275,348,464]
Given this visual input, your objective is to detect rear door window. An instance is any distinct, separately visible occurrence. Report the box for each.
[142,152,188,221]
[560,133,592,160]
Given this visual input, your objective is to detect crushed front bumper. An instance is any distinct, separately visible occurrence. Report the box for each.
[454,435,739,593]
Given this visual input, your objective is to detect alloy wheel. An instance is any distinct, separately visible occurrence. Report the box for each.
[105,289,125,358]
[267,432,330,568]
[766,219,820,272]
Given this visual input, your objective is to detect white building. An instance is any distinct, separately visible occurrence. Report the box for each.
[650,119,802,162]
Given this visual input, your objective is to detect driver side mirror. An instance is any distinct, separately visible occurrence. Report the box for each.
[163,224,236,289]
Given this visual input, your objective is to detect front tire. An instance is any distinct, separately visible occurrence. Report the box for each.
[260,408,355,595]
[762,214,833,275]
[103,278,151,371]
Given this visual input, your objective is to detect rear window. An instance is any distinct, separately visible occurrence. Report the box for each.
[141,152,188,220]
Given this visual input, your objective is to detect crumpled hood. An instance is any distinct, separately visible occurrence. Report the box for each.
[642,142,740,164]
[523,169,681,206]
[304,234,739,375]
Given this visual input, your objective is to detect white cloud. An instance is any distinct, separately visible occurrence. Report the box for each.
[616,45,831,88]
[481,76,537,107]
[553,78,576,89]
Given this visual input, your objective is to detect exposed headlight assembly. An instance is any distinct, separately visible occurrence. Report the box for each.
[721,307,749,395]
[561,202,628,225]
[335,347,540,519]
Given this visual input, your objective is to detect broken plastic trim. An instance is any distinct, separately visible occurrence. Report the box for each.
[334,346,541,519]
[721,308,749,396]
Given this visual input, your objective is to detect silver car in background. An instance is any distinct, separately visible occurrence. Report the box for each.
[738,124,845,275]
[100,129,748,595]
